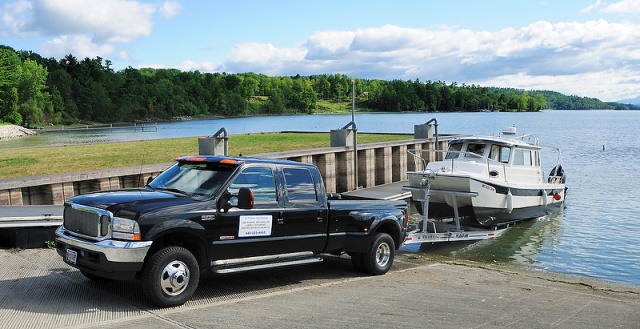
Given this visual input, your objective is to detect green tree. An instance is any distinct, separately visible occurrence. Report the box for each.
[2,87,20,124]
[313,75,331,100]
[0,47,21,121]
[49,86,64,123]
[16,59,51,126]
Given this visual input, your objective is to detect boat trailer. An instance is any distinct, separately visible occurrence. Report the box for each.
[402,186,509,244]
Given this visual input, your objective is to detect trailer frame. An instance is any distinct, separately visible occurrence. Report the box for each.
[402,186,508,244]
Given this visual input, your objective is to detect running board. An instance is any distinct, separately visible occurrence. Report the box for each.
[210,252,323,274]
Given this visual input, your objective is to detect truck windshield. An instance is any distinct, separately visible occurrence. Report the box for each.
[148,162,236,197]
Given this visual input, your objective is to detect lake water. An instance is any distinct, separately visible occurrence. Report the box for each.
[2,110,639,286]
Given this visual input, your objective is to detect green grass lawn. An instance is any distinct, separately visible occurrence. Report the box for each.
[0,132,410,179]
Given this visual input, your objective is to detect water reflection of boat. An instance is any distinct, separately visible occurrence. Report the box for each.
[401,211,564,268]
[447,212,564,265]
[406,126,567,229]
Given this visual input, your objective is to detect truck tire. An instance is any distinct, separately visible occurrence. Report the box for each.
[141,246,200,307]
[362,233,395,275]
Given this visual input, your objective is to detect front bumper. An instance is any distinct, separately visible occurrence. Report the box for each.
[55,226,152,280]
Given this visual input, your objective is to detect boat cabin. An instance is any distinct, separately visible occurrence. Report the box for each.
[436,137,546,185]
[445,138,541,168]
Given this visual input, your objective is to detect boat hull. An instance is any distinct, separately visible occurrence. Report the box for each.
[408,172,566,228]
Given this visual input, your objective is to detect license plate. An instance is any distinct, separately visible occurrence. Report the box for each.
[66,248,78,264]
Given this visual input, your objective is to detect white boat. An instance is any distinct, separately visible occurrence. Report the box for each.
[406,126,566,229]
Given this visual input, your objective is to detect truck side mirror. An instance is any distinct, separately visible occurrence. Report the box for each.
[146,176,154,185]
[237,187,254,209]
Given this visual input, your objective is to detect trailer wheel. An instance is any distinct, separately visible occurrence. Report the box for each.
[141,246,200,307]
[363,233,395,275]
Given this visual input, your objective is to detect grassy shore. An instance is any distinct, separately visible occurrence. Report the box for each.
[0,132,410,180]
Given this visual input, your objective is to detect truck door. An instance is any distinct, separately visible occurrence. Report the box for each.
[209,165,285,259]
[276,166,328,252]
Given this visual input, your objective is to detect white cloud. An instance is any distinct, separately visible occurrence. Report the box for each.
[0,0,32,36]
[1,0,179,59]
[40,35,116,59]
[22,0,155,43]
[224,43,308,75]
[220,21,640,101]
[141,63,167,69]
[479,68,640,102]
[26,0,155,43]
[159,0,181,18]
[304,30,354,59]
[603,0,640,14]
[580,0,602,14]
[181,60,216,72]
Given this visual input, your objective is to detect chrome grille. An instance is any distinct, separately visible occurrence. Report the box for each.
[63,203,112,239]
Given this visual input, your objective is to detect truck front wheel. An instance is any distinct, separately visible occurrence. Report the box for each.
[363,233,395,275]
[141,246,200,307]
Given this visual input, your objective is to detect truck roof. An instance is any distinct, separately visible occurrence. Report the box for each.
[175,155,316,168]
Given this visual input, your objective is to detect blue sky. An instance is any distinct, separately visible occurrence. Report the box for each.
[2,0,640,102]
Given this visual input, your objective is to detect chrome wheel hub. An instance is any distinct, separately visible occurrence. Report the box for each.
[160,260,190,296]
[375,242,391,267]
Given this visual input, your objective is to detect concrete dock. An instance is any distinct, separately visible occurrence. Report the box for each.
[0,206,63,248]
[1,247,638,329]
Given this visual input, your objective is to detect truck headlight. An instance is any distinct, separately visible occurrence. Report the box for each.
[112,217,141,241]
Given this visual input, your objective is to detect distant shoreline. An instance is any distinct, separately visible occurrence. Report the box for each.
[0,125,37,139]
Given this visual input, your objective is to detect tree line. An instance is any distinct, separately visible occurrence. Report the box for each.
[1,45,637,127]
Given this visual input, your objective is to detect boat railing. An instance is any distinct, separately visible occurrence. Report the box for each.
[408,149,509,182]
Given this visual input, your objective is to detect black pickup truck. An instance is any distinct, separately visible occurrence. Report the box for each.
[55,156,408,307]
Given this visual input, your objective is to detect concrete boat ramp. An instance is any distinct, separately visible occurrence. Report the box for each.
[1,183,639,328]
[0,182,640,329]
[1,248,638,328]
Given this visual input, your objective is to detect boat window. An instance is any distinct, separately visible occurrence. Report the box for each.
[513,149,532,166]
[465,143,486,159]
[489,145,511,163]
[445,143,463,159]
[534,151,540,166]
[501,147,511,163]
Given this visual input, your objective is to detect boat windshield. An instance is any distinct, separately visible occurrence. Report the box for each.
[445,143,463,159]
[489,144,511,163]
[465,143,487,159]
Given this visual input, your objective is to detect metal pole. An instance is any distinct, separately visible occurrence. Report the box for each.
[352,80,358,189]
[425,118,439,160]
[213,127,229,156]
[342,121,358,190]
[351,80,355,123]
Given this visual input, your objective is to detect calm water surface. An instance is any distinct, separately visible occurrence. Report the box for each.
[2,110,639,286]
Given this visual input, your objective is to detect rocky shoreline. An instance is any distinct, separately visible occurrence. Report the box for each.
[0,125,37,140]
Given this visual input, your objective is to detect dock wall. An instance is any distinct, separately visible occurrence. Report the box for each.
[0,137,450,206]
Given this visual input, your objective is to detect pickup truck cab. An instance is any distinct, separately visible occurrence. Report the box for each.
[55,156,408,307]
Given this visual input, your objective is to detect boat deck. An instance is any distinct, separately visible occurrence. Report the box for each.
[341,181,411,201]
